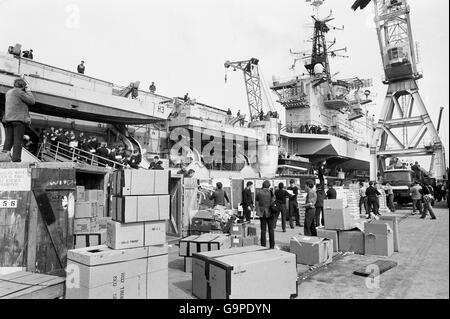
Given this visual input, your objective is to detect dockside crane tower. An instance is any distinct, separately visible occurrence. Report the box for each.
[224,58,275,123]
[352,0,446,181]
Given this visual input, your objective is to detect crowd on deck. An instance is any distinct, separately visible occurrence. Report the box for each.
[285,123,328,135]
[35,127,142,168]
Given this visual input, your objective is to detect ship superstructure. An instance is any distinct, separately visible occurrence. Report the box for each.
[271,2,376,179]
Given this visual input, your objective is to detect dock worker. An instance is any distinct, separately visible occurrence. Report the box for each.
[302,180,317,236]
[359,181,368,216]
[274,182,290,232]
[77,60,85,74]
[318,161,326,187]
[148,155,160,169]
[255,180,275,249]
[420,182,436,220]
[326,182,337,200]
[287,179,300,228]
[210,182,230,207]
[226,108,232,116]
[366,181,381,217]
[410,181,423,215]
[183,93,189,102]
[1,78,35,162]
[315,184,325,227]
[149,82,156,93]
[151,160,164,170]
[241,181,254,222]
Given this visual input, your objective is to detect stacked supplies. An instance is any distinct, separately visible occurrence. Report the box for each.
[66,169,171,299]
[74,186,110,248]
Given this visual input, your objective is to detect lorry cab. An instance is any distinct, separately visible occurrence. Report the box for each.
[382,169,417,206]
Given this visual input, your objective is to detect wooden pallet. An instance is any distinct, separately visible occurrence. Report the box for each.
[0,271,65,299]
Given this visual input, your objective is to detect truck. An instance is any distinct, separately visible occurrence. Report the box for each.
[382,169,436,206]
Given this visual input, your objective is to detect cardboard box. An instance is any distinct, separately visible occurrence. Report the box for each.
[75,202,97,218]
[324,199,346,209]
[147,250,168,299]
[84,190,99,202]
[364,222,394,257]
[316,227,339,252]
[74,234,87,248]
[94,217,111,232]
[338,230,365,255]
[184,257,193,273]
[76,186,85,201]
[112,170,170,196]
[290,236,333,265]
[324,207,355,230]
[192,246,274,299]
[112,195,170,223]
[379,215,400,252]
[74,218,92,234]
[192,247,297,299]
[106,220,144,249]
[65,245,148,299]
[96,205,105,218]
[230,224,246,237]
[144,221,166,246]
[246,224,257,237]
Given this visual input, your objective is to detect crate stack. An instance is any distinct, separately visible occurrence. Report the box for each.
[66,169,170,299]
[297,192,307,226]
[179,233,231,273]
[74,186,111,248]
[376,187,391,214]
[229,222,259,248]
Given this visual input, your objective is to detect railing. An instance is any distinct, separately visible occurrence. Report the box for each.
[38,141,128,169]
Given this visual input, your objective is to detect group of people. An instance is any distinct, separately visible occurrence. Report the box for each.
[40,127,142,168]
[285,123,327,135]
[358,181,386,218]
[409,181,437,220]
[240,179,338,249]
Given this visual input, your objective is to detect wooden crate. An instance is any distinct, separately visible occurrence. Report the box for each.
[0,271,65,299]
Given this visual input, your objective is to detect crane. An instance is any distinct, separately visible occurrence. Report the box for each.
[352,0,446,181]
[224,58,274,122]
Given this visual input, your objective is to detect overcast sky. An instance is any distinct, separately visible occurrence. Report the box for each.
[1,0,448,166]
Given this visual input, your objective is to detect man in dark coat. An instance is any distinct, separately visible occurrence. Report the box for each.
[287,179,300,228]
[2,78,35,162]
[241,181,254,222]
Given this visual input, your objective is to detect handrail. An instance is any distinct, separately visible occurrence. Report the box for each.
[40,141,128,169]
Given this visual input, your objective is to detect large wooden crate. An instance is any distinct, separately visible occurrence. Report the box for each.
[0,162,110,275]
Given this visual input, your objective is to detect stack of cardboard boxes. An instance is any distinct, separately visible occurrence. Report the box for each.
[192,246,298,299]
[179,233,231,273]
[74,186,111,248]
[66,170,170,299]
[229,222,259,248]
[315,197,396,257]
[297,192,307,226]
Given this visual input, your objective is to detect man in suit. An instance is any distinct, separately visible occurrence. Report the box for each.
[287,179,300,228]
[241,181,254,222]
[366,181,381,217]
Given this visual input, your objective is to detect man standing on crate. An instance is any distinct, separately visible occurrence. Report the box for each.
[359,181,368,216]
[287,179,301,228]
[241,181,254,222]
[302,180,317,236]
[1,78,35,162]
